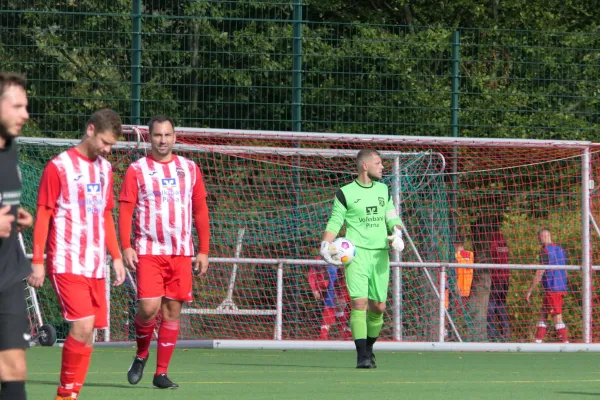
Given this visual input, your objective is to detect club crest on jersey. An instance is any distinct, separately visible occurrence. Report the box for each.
[176,167,185,178]
[378,197,385,207]
[99,172,105,187]
[161,178,177,187]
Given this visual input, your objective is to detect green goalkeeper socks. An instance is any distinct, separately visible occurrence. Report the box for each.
[350,309,367,340]
[367,310,384,338]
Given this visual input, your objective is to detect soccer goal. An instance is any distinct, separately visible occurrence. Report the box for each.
[16,129,600,352]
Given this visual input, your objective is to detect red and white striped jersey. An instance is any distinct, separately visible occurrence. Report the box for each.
[37,148,114,278]
[119,155,206,256]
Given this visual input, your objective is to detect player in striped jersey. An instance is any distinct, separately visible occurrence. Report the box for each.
[119,115,210,389]
[32,109,126,400]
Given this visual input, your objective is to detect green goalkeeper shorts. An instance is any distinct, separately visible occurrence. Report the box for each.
[345,247,390,302]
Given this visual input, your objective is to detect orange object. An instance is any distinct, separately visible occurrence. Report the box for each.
[444,288,450,309]
[455,250,474,297]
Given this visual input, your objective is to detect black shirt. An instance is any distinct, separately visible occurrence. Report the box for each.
[0,140,31,292]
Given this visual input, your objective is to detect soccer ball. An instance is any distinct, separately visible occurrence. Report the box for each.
[330,237,356,266]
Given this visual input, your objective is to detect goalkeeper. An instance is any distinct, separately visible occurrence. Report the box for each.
[320,149,404,369]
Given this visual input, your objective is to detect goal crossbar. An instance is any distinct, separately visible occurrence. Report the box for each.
[121,125,592,149]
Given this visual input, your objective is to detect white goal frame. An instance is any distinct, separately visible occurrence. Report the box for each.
[18,128,599,352]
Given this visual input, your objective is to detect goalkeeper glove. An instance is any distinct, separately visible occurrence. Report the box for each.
[388,226,405,252]
[320,241,343,266]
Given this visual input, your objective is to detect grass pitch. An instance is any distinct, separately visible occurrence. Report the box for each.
[26,347,600,399]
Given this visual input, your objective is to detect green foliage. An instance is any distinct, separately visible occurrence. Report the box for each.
[1,1,598,139]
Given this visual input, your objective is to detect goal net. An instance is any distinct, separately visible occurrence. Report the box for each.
[17,130,598,345]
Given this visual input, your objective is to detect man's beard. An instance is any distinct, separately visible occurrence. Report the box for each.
[0,121,14,146]
[367,172,381,181]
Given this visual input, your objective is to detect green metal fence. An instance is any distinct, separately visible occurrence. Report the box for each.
[1,1,599,139]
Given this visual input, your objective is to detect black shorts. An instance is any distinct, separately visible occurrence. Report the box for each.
[0,280,30,351]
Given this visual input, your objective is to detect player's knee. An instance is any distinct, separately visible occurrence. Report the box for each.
[370,303,386,314]
[70,318,96,342]
[553,314,564,324]
[138,301,161,320]
[161,299,183,320]
[351,298,368,310]
[0,351,27,380]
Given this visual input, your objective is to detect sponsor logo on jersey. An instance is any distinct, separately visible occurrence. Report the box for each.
[361,206,384,228]
[84,184,104,213]
[366,206,378,216]
[86,183,101,194]
[160,178,181,202]
[161,178,177,187]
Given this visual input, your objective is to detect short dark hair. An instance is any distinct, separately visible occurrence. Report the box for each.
[0,72,27,98]
[86,108,122,138]
[148,115,175,135]
[356,149,381,167]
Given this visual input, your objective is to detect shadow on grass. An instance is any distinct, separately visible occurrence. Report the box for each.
[211,361,353,369]
[28,380,142,390]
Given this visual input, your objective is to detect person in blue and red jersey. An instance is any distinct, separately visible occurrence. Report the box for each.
[308,257,351,340]
[525,228,569,343]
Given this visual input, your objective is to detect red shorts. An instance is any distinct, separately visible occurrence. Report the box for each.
[137,255,193,302]
[50,273,107,328]
[543,291,565,316]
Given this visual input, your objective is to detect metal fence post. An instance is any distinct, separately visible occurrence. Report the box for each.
[291,0,303,337]
[131,0,142,125]
[292,0,303,132]
[450,30,460,234]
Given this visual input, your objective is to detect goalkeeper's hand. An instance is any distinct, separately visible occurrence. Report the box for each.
[388,226,405,253]
[320,241,343,266]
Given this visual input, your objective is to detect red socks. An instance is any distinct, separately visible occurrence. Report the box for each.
[322,307,335,328]
[135,315,180,376]
[535,322,547,342]
[57,335,92,397]
[535,322,568,343]
[134,314,156,359]
[156,320,180,375]
[556,323,569,343]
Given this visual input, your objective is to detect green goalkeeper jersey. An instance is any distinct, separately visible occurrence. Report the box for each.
[325,179,401,250]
